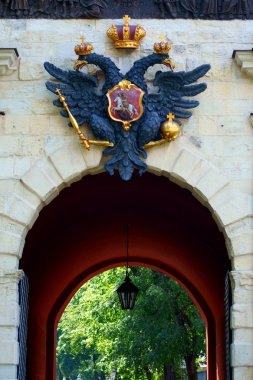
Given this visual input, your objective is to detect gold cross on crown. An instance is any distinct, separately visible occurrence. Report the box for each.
[159,34,165,42]
[80,34,86,46]
[123,15,131,24]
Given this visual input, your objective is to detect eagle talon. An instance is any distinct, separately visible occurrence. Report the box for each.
[144,138,167,149]
[89,139,114,148]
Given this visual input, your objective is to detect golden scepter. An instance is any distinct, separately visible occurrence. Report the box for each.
[55,88,90,149]
[55,88,114,149]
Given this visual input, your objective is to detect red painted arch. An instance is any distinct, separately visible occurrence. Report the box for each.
[20,172,230,380]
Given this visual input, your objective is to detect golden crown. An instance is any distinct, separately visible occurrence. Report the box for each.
[154,37,171,55]
[74,35,93,56]
[107,15,146,49]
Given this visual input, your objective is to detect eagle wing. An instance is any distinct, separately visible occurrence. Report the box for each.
[140,64,210,146]
[44,62,105,127]
[147,64,211,121]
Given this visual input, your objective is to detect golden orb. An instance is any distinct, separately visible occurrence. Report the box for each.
[161,113,181,141]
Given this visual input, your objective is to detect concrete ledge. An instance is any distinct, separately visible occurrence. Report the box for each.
[0,49,19,77]
[233,50,253,78]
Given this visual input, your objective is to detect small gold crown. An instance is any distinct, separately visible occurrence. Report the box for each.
[74,35,93,56]
[154,35,171,55]
[107,15,146,49]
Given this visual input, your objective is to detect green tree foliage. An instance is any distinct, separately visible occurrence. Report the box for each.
[57,267,205,380]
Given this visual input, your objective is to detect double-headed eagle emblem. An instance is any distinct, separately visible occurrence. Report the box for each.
[44,36,210,180]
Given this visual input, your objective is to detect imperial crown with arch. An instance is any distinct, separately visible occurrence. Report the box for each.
[107,15,146,48]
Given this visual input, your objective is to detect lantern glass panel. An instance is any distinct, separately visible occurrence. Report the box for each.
[116,274,139,310]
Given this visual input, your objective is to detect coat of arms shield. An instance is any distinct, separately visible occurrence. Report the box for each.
[107,80,144,130]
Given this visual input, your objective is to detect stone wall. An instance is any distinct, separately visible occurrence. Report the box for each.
[0,18,253,379]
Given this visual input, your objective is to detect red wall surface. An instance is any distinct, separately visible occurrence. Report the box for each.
[20,172,230,380]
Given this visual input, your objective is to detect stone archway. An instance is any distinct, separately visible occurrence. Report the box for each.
[0,141,252,380]
[21,170,230,380]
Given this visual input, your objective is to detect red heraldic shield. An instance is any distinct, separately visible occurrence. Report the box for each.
[107,80,144,131]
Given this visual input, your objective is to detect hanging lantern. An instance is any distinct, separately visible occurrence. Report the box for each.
[116,225,139,310]
[117,272,139,310]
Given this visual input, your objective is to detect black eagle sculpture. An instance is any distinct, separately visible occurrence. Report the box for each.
[44,44,210,181]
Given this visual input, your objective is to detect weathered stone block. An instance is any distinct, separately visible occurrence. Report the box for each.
[231,343,253,367]
[0,158,14,179]
[21,165,60,204]
[0,327,17,340]
[0,364,17,379]
[210,192,252,227]
[228,230,253,259]
[0,231,24,258]
[0,194,38,228]
[145,143,171,175]
[231,271,253,305]
[233,367,253,380]
[170,149,200,186]
[0,341,18,364]
[233,327,253,343]
[194,168,229,201]
[0,255,19,272]
[0,303,19,326]
[233,254,253,271]
[3,115,30,135]
[81,145,103,172]
[49,143,88,185]
[232,304,253,329]
[161,141,184,178]
[19,59,46,81]
[184,158,211,189]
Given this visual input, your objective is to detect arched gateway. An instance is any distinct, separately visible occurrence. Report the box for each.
[2,141,251,379]
[1,6,253,378]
